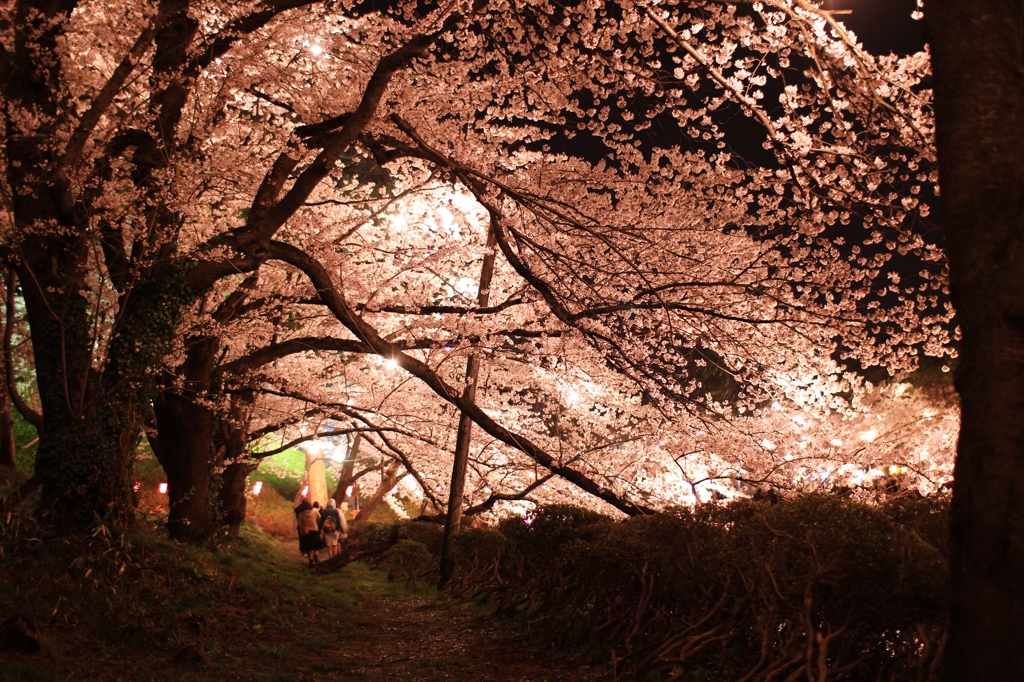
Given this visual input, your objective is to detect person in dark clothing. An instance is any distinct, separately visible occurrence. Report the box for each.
[295,498,324,566]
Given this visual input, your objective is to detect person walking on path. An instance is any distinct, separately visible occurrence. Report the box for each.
[295,498,324,566]
[319,498,348,559]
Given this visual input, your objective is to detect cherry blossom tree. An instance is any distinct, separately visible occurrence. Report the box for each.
[1,0,951,535]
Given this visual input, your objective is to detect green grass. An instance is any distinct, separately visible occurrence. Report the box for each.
[0,516,364,681]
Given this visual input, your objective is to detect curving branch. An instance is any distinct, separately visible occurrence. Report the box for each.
[3,272,42,430]
[234,0,489,253]
[58,22,158,175]
[216,335,435,376]
[183,0,322,78]
[464,472,555,517]
[267,240,650,517]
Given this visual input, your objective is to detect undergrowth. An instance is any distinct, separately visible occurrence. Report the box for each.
[0,508,362,681]
[370,495,950,682]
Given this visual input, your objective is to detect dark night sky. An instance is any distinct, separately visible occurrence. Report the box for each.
[823,0,926,55]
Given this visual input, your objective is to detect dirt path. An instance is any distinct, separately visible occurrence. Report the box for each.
[287,544,610,681]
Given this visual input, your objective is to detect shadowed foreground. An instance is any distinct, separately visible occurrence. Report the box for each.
[0,512,605,682]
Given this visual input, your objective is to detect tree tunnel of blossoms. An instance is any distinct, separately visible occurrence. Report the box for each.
[0,0,955,532]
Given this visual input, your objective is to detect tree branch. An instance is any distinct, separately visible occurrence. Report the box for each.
[267,240,650,517]
[3,271,42,430]
[217,335,434,376]
[464,472,555,516]
[236,2,488,254]
[59,22,158,174]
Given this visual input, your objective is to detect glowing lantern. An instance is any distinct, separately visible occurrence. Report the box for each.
[252,481,263,496]
[133,481,140,491]
[158,483,168,494]
[301,485,309,497]
[345,485,354,497]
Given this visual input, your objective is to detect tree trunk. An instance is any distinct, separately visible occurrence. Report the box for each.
[0,277,14,468]
[438,223,498,589]
[302,445,329,507]
[330,433,360,503]
[0,392,14,468]
[217,392,256,539]
[153,337,219,543]
[928,2,1024,677]
[219,460,255,539]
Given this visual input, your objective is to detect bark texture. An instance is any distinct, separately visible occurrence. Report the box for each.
[153,337,219,542]
[217,392,256,539]
[929,2,1024,677]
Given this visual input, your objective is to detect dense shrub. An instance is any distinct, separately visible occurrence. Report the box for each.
[376,496,949,681]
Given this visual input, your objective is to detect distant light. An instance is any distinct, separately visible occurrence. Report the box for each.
[309,44,324,56]
[301,485,309,497]
[434,485,442,492]
[524,516,533,525]
[133,481,141,491]
[771,401,781,411]
[252,481,263,496]
[386,358,398,369]
[158,483,168,494]
[345,486,354,497]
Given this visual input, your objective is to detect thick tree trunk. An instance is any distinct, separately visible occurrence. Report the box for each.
[21,274,143,526]
[928,2,1024,677]
[153,337,219,543]
[302,445,329,507]
[217,392,256,539]
[219,460,255,539]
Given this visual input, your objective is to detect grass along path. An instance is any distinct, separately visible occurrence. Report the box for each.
[277,538,608,681]
[0,520,608,682]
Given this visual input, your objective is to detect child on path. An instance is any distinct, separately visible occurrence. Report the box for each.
[319,498,348,559]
